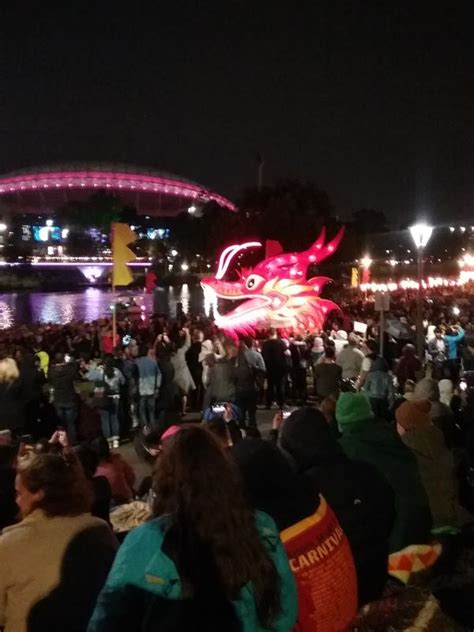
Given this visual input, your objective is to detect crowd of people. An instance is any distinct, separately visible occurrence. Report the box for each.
[0,287,473,631]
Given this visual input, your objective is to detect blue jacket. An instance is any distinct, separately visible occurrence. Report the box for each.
[135,356,161,396]
[88,511,297,632]
[444,329,464,360]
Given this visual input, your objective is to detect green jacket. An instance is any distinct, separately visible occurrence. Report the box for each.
[339,417,432,552]
[88,511,297,632]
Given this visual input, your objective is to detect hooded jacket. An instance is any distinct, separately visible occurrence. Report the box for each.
[362,357,395,407]
[279,408,395,605]
[88,512,297,632]
[401,424,471,528]
[337,395,432,552]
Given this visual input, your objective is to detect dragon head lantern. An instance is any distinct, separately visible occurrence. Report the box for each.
[201,226,344,333]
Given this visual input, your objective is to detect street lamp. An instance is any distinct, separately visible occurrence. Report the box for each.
[409,223,433,359]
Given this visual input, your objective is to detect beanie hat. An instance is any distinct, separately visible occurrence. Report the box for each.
[160,425,181,442]
[414,378,440,402]
[336,392,374,427]
[395,399,431,432]
[336,330,348,341]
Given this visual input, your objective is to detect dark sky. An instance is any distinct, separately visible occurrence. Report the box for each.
[1,2,473,222]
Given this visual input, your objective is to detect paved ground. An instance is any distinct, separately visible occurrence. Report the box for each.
[119,405,279,484]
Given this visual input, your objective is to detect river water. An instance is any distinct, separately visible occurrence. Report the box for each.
[0,286,213,329]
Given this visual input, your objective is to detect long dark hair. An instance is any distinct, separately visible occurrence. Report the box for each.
[153,425,281,627]
[103,353,115,379]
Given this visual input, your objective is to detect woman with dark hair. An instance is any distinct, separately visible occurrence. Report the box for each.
[88,425,297,631]
[0,452,117,632]
[90,436,135,506]
[75,444,112,523]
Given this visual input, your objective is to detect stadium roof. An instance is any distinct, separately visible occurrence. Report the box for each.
[0,162,236,215]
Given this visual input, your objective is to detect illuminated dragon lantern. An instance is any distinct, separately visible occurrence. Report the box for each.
[201,226,344,334]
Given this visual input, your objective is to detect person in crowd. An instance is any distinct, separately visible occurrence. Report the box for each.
[313,346,342,399]
[154,347,181,430]
[439,378,454,407]
[119,340,139,430]
[337,392,432,552]
[402,379,416,401]
[90,436,135,506]
[394,343,423,391]
[75,444,112,523]
[428,328,448,380]
[395,400,471,528]
[461,335,474,371]
[289,335,309,403]
[362,355,395,419]
[135,344,161,429]
[357,339,379,389]
[336,332,364,381]
[261,328,288,409]
[170,327,195,416]
[234,336,266,429]
[48,352,79,443]
[319,395,340,438]
[0,443,18,530]
[278,407,395,606]
[414,377,455,448]
[203,339,238,409]
[0,357,25,437]
[0,450,117,632]
[333,329,348,355]
[88,425,297,631]
[185,329,205,410]
[444,325,465,382]
[310,335,325,366]
[86,355,125,449]
[232,436,359,629]
[15,349,46,436]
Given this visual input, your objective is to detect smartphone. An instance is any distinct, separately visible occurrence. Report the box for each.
[64,354,72,363]
[212,405,226,414]
[459,381,467,392]
[282,410,292,419]
[20,434,34,445]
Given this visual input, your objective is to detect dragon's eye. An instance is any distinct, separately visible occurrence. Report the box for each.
[245,274,264,290]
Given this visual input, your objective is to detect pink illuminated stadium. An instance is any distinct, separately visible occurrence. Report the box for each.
[0,163,235,216]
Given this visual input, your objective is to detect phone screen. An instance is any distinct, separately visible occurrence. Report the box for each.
[212,405,225,414]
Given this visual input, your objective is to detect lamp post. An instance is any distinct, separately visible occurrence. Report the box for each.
[409,224,433,360]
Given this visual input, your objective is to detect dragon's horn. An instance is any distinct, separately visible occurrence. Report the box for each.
[312,227,326,250]
[307,276,332,290]
[324,226,345,254]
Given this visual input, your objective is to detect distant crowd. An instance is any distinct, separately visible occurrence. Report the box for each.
[0,286,473,631]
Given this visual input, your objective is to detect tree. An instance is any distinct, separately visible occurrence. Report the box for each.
[236,179,334,250]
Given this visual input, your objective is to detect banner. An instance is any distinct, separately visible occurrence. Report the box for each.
[111,223,137,287]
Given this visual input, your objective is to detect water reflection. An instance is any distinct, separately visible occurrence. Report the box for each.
[0,286,210,329]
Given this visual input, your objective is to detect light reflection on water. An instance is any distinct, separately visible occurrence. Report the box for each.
[0,286,214,329]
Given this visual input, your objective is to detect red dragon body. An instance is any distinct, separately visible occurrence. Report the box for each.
[201,227,344,334]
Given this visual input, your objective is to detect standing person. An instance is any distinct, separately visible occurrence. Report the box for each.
[428,328,448,380]
[357,339,379,389]
[336,333,364,382]
[394,344,423,391]
[235,336,266,429]
[0,451,117,632]
[337,392,432,552]
[0,357,25,437]
[289,336,309,403]
[48,353,79,443]
[313,346,342,399]
[203,340,238,409]
[362,356,395,419]
[444,325,465,383]
[135,345,161,430]
[185,329,205,411]
[170,327,195,416]
[86,355,125,449]
[261,329,288,409]
[88,425,297,631]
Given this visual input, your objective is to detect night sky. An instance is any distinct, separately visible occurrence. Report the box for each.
[1,3,472,223]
